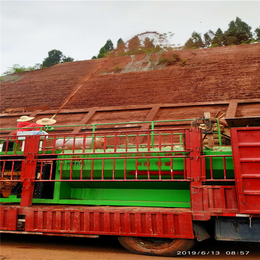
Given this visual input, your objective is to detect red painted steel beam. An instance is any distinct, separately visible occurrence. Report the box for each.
[189,128,204,212]
[20,135,40,207]
[21,206,195,239]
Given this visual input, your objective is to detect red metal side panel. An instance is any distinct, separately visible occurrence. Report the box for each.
[193,186,239,220]
[202,186,238,213]
[0,207,18,230]
[23,206,194,239]
[231,127,260,213]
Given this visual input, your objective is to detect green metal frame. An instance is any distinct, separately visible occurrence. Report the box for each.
[0,118,230,208]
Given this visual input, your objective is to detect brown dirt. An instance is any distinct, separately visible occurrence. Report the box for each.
[1,234,259,260]
[0,100,259,132]
[1,44,260,113]
[0,59,104,111]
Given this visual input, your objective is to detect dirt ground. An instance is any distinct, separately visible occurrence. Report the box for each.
[1,234,259,260]
[1,44,260,112]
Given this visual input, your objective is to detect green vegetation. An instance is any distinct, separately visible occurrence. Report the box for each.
[92,39,114,59]
[185,17,258,49]
[184,32,204,49]
[42,49,74,68]
[2,63,41,75]
[158,57,170,65]
[117,38,124,48]
[223,17,253,45]
[172,53,180,61]
[113,65,121,72]
[118,36,166,56]
[3,17,259,76]
[255,27,260,41]
[158,53,180,66]
[93,33,172,59]
[2,49,74,76]
[92,17,258,59]
[180,59,187,67]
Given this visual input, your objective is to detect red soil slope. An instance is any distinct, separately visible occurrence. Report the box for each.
[1,44,260,112]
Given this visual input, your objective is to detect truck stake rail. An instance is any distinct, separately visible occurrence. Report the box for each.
[1,118,259,256]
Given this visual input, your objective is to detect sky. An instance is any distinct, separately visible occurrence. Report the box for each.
[1,0,260,75]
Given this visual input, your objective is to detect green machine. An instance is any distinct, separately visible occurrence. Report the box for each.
[0,118,234,208]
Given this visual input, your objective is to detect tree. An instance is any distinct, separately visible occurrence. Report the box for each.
[62,56,74,63]
[95,39,115,59]
[184,38,194,49]
[184,31,204,49]
[222,17,253,45]
[143,37,155,49]
[97,47,107,58]
[204,30,215,47]
[255,27,260,41]
[117,38,124,48]
[211,28,224,47]
[104,39,114,52]
[42,49,74,68]
[128,36,141,51]
[42,49,63,67]
[192,32,204,48]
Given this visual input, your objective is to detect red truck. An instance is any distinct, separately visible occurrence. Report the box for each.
[0,117,259,256]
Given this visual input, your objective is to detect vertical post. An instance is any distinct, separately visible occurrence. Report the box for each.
[91,125,96,149]
[189,128,204,212]
[204,112,214,148]
[151,121,154,148]
[215,118,222,146]
[20,135,40,207]
[180,134,183,145]
[147,131,150,151]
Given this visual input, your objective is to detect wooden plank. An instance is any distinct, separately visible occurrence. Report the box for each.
[226,100,238,118]
[1,99,260,118]
[142,105,160,128]
[72,108,97,133]
[1,99,260,136]
[138,105,160,143]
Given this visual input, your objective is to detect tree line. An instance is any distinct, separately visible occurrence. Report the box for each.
[2,49,74,75]
[2,17,259,75]
[93,17,260,59]
[184,17,259,49]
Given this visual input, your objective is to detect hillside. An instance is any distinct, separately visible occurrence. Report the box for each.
[1,44,260,113]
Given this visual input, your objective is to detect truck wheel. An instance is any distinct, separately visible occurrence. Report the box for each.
[118,236,196,256]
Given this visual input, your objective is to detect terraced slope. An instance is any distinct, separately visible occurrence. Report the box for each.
[1,44,260,113]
